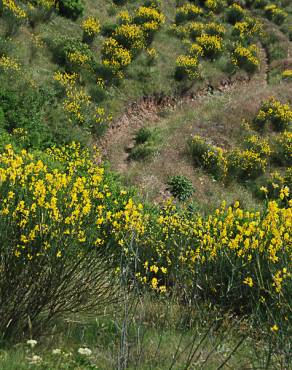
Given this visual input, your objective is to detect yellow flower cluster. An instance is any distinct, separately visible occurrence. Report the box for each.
[134,5,165,33]
[81,16,100,36]
[233,17,263,40]
[260,170,291,201]
[264,4,288,25]
[243,135,271,158]
[176,3,203,24]
[228,148,267,179]
[204,0,225,13]
[0,56,21,71]
[191,134,268,180]
[2,0,27,18]
[102,38,132,77]
[54,71,111,128]
[282,69,292,80]
[66,51,91,67]
[102,4,164,78]
[54,71,90,123]
[196,34,223,58]
[254,98,292,131]
[175,55,200,79]
[231,44,260,72]
[113,24,145,50]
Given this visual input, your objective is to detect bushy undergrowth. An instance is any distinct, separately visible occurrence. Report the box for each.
[0,144,291,354]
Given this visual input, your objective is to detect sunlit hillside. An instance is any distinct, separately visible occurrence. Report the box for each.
[0,0,291,368]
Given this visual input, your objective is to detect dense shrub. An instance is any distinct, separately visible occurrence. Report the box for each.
[190,135,227,180]
[271,131,292,166]
[58,0,84,20]
[0,83,53,149]
[226,3,246,24]
[227,148,267,180]
[253,98,292,132]
[243,135,271,158]
[101,37,132,78]
[264,4,287,26]
[167,175,194,201]
[175,55,200,79]
[176,4,203,24]
[81,16,100,43]
[0,143,132,340]
[196,34,223,58]
[129,126,160,160]
[113,24,145,51]
[231,44,260,73]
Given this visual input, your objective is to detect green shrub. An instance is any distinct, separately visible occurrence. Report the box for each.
[129,126,160,160]
[0,83,53,149]
[167,175,194,201]
[135,127,154,144]
[58,0,84,20]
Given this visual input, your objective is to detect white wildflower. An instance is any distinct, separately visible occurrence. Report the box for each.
[26,339,37,348]
[78,347,92,356]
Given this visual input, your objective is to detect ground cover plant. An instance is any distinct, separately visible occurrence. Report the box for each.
[0,0,291,368]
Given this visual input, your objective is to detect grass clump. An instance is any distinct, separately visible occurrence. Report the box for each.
[129,126,161,160]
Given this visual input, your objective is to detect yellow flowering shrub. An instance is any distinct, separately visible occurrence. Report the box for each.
[282,69,292,81]
[0,143,139,339]
[190,135,227,179]
[176,4,203,24]
[259,171,291,201]
[113,24,145,51]
[188,22,205,39]
[175,55,200,80]
[133,5,165,34]
[0,55,21,71]
[189,43,204,58]
[203,0,226,13]
[243,135,271,158]
[81,16,100,42]
[231,44,260,73]
[59,37,94,71]
[101,37,132,77]
[133,196,291,337]
[254,98,292,132]
[204,22,226,36]
[0,143,291,339]
[232,17,263,40]
[196,34,223,58]
[226,3,246,24]
[53,71,110,131]
[227,148,267,179]
[2,0,27,19]
[264,4,288,25]
[272,131,292,166]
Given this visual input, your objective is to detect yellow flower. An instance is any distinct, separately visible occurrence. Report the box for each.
[270,324,279,332]
[243,276,253,287]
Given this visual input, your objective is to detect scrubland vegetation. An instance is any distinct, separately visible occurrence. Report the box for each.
[0,0,291,368]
